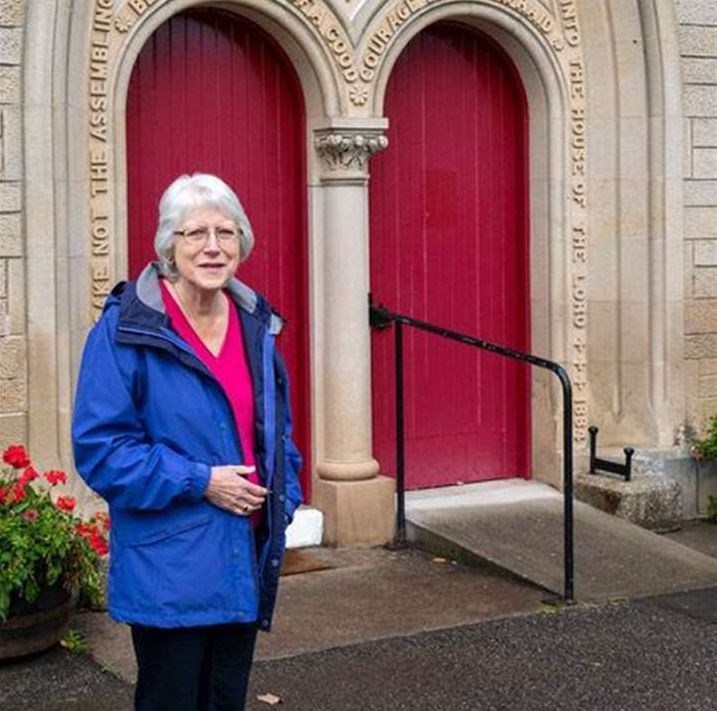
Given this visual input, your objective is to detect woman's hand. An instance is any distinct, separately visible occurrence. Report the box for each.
[205,465,267,516]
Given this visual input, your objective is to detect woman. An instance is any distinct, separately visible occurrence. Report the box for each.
[72,173,302,710]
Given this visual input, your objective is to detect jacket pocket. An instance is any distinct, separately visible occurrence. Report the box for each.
[127,515,211,547]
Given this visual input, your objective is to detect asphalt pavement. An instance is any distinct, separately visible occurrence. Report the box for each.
[1,523,715,711]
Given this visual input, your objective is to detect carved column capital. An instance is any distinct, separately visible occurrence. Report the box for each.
[314,129,388,176]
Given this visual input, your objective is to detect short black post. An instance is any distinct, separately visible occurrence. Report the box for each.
[395,319,406,546]
[588,425,598,474]
[624,448,635,481]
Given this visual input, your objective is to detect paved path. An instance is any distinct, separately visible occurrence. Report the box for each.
[247,588,717,710]
[2,587,715,711]
[2,523,715,710]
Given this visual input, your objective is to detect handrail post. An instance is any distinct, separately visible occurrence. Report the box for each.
[558,370,575,604]
[395,319,406,547]
[369,300,576,601]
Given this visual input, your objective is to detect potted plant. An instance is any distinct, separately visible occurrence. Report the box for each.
[0,444,109,659]
[691,414,717,521]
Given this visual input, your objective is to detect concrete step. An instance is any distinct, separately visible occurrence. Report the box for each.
[406,479,717,602]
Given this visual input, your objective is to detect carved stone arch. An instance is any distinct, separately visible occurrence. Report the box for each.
[22,0,341,485]
[108,0,342,276]
[363,2,577,483]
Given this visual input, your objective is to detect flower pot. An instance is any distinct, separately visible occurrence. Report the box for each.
[0,587,72,661]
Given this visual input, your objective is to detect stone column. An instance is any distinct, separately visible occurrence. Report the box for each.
[311,124,396,546]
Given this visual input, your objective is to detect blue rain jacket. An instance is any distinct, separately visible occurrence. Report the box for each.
[72,263,302,630]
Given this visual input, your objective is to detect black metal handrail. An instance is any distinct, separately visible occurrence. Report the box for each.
[369,297,575,604]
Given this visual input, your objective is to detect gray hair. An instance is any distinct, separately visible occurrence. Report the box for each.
[154,173,255,279]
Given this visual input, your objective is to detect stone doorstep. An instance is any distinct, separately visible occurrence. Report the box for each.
[575,472,682,532]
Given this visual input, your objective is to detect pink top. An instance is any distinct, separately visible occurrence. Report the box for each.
[160,280,263,525]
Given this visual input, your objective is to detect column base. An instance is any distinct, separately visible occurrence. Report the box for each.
[313,475,396,547]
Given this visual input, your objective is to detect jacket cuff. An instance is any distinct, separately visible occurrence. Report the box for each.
[185,462,211,501]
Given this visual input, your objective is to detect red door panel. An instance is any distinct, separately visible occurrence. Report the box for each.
[126,9,311,496]
[370,23,530,489]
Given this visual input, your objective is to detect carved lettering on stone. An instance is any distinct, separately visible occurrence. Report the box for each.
[88,0,116,320]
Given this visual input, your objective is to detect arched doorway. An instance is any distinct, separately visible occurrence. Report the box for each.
[126,8,311,495]
[370,23,530,489]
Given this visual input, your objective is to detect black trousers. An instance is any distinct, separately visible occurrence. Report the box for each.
[131,622,258,711]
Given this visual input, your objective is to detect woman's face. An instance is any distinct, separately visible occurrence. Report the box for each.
[172,206,241,294]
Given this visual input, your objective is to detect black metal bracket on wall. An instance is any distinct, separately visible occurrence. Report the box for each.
[369,294,577,605]
[588,426,635,481]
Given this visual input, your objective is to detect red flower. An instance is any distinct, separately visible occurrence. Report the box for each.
[22,509,39,523]
[75,522,109,556]
[0,486,7,505]
[89,535,109,556]
[56,495,76,513]
[11,483,27,503]
[44,470,67,486]
[19,467,39,486]
[2,445,31,469]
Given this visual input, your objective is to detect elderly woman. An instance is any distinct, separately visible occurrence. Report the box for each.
[72,173,302,711]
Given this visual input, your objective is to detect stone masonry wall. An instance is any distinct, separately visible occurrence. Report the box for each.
[0,0,26,449]
[677,0,717,436]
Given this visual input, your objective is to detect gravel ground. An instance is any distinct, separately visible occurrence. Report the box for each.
[0,646,133,711]
[246,592,717,711]
[2,588,715,711]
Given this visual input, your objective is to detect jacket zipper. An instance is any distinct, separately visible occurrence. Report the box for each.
[119,322,275,580]
[117,324,247,464]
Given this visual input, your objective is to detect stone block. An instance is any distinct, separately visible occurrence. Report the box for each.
[575,472,682,531]
[314,475,396,547]
[694,267,717,296]
[0,333,23,378]
[678,25,717,58]
[5,255,23,335]
[0,211,20,255]
[0,106,22,180]
[0,27,21,64]
[686,333,717,358]
[700,373,717,397]
[701,358,717,374]
[0,181,19,211]
[685,180,717,206]
[685,206,717,239]
[634,449,717,518]
[0,0,25,27]
[695,240,717,265]
[682,58,717,85]
[685,298,717,333]
[693,118,717,147]
[0,412,26,449]
[0,373,26,411]
[684,119,693,177]
[684,85,717,118]
[685,241,694,295]
[0,65,19,104]
[676,0,717,25]
[694,148,717,178]
[0,258,5,298]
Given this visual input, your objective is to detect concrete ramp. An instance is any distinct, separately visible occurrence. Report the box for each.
[407,480,717,601]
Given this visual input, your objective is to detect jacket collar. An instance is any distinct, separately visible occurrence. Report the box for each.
[119,262,283,335]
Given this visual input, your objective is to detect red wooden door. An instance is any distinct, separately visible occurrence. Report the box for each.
[126,9,311,495]
[370,23,530,489]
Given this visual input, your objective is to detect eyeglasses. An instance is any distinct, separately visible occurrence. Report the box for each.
[173,225,241,246]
